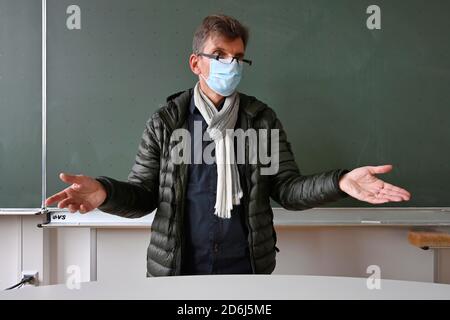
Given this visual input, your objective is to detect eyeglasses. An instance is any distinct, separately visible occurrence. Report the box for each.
[197,52,252,66]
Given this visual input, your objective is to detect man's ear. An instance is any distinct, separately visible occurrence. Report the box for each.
[189,53,201,75]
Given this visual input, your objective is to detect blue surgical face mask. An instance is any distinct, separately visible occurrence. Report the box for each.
[200,58,243,97]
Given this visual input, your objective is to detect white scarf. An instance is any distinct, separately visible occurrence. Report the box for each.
[193,82,243,219]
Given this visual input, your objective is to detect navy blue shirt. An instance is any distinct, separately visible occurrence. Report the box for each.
[181,96,253,275]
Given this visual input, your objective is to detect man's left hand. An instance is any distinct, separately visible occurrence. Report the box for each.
[339,164,411,204]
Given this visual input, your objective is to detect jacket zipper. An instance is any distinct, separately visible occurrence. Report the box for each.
[174,161,186,275]
[244,115,256,274]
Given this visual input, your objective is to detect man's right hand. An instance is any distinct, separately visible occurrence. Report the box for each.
[45,173,107,214]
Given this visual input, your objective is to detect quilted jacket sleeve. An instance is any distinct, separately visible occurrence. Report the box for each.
[268,111,350,210]
[94,115,161,218]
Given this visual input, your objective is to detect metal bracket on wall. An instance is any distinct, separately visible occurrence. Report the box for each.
[37,208,50,228]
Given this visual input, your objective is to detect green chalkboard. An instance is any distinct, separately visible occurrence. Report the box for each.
[2,0,450,208]
[0,0,41,207]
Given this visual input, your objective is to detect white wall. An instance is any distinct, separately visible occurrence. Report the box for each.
[1,215,450,290]
[273,226,435,282]
[50,226,450,284]
[0,215,49,287]
[0,216,21,289]
[96,229,151,282]
[48,228,91,284]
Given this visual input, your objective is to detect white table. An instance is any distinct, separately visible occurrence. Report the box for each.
[1,275,450,300]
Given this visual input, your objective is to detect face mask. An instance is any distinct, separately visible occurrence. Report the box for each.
[200,58,243,97]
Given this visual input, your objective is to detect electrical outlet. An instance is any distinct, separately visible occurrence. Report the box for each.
[21,270,39,286]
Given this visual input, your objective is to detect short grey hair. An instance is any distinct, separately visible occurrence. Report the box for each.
[192,14,249,54]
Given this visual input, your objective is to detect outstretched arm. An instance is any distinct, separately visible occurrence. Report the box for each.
[268,115,410,209]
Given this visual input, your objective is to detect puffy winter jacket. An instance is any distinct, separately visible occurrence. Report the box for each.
[95,88,349,276]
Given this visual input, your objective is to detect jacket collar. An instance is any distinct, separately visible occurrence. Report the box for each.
[162,88,265,131]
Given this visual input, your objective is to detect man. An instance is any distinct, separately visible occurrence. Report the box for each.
[45,14,411,276]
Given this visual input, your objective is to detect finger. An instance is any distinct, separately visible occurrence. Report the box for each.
[58,198,76,209]
[358,189,393,204]
[80,202,95,213]
[385,191,410,201]
[369,164,393,175]
[374,187,407,202]
[59,172,83,185]
[45,190,68,206]
[68,204,79,213]
[384,183,411,199]
[364,182,409,200]
[365,196,390,204]
[71,183,84,191]
[377,193,404,202]
[378,189,410,201]
[79,204,86,214]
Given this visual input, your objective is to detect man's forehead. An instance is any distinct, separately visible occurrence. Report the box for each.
[203,35,245,55]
